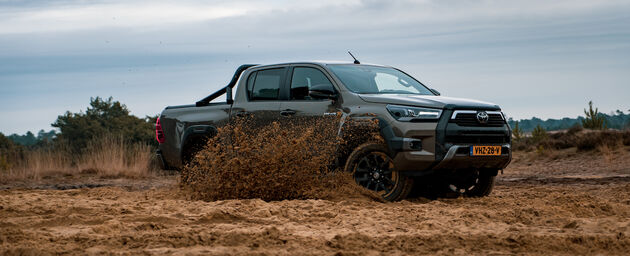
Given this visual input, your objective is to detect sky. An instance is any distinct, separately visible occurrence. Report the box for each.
[0,0,629,135]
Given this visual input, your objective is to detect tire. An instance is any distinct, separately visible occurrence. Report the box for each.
[413,170,496,199]
[344,143,413,201]
[464,173,495,197]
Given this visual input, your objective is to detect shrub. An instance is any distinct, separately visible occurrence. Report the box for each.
[567,124,583,134]
[512,121,524,142]
[532,125,547,143]
[576,131,623,151]
[0,155,11,171]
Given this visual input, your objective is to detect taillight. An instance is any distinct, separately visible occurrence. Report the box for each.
[156,117,166,143]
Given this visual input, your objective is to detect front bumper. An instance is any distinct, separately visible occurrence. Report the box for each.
[432,144,511,170]
[382,108,512,173]
[392,143,511,172]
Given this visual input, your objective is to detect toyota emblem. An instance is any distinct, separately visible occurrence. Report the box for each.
[476,111,489,124]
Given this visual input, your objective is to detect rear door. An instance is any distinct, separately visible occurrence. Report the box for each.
[279,65,341,119]
[231,67,288,125]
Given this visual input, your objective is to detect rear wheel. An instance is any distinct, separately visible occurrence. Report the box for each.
[344,143,413,201]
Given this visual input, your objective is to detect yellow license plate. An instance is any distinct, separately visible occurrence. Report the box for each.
[470,146,501,156]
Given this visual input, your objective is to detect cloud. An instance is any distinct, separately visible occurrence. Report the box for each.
[0,0,629,134]
[0,0,365,34]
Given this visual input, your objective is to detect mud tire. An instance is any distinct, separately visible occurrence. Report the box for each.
[344,143,413,202]
[464,173,495,197]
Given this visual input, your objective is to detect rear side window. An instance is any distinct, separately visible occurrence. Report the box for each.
[290,67,333,100]
[250,68,283,100]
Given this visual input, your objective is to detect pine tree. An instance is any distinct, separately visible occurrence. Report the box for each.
[581,101,606,129]
[512,121,523,142]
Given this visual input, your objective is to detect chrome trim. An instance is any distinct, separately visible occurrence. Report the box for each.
[451,110,504,120]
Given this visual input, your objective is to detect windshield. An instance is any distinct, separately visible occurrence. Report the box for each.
[328,65,434,95]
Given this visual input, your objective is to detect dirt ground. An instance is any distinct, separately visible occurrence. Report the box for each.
[2,148,630,255]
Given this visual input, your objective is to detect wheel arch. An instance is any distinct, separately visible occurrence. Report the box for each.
[180,125,218,164]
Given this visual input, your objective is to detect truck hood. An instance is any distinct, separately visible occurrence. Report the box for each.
[358,94,500,110]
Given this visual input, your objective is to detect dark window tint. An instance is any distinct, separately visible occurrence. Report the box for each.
[290,67,333,100]
[251,68,283,100]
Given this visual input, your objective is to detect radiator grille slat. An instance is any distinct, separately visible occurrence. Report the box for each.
[450,113,504,127]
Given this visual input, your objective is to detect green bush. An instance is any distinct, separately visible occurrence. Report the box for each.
[531,125,547,143]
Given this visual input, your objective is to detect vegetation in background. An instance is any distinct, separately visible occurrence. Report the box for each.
[511,121,523,142]
[1,97,157,181]
[531,125,548,143]
[52,96,156,153]
[582,101,606,129]
[8,130,56,147]
[0,133,16,170]
[513,128,630,153]
[507,101,629,132]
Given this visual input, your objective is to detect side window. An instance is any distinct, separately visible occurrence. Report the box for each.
[251,68,283,100]
[247,71,257,99]
[290,67,333,100]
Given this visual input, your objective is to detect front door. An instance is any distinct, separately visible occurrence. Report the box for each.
[279,66,341,120]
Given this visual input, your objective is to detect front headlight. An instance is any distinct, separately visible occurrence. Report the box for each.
[386,104,442,121]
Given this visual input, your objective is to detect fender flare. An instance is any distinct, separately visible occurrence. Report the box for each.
[180,125,218,160]
[337,116,403,162]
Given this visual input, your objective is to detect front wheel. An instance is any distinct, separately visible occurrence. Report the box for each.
[446,170,496,197]
[344,143,413,201]
[463,172,495,197]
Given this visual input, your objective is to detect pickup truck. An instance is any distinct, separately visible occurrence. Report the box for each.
[156,61,512,201]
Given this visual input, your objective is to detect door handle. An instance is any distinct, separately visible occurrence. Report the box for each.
[280,109,296,116]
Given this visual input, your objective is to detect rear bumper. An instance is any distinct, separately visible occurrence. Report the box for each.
[156,149,168,170]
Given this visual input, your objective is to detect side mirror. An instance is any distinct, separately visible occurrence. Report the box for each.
[430,88,441,96]
[309,84,337,99]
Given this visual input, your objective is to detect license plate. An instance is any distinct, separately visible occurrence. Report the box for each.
[470,146,501,156]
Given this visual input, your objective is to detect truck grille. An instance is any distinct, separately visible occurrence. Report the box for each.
[450,112,505,127]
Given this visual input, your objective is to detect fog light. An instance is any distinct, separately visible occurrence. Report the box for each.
[409,140,423,150]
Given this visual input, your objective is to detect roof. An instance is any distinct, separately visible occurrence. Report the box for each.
[250,61,391,69]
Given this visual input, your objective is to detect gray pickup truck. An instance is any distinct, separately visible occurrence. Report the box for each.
[155,61,511,201]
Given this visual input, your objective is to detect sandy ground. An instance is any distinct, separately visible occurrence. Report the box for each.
[2,148,630,255]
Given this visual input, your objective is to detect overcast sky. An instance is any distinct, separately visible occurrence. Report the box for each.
[1,0,629,134]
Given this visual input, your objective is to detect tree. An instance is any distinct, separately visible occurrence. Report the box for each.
[0,132,14,150]
[581,101,606,130]
[0,132,18,170]
[512,121,523,142]
[52,97,156,153]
